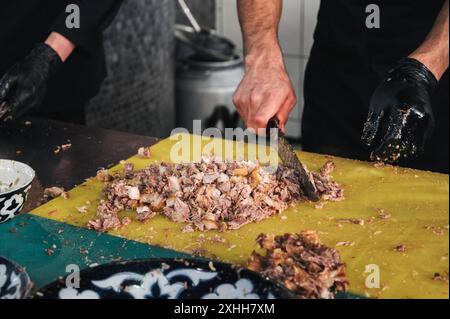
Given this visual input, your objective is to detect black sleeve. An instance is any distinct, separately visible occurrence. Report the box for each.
[52,0,123,55]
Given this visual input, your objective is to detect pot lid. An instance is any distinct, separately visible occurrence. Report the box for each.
[175,25,237,62]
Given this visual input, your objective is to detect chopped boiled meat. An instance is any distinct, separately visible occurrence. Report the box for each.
[311,161,344,202]
[96,169,112,182]
[88,157,344,232]
[433,272,449,284]
[87,200,122,231]
[247,231,348,299]
[137,147,152,158]
[54,143,72,155]
[44,187,65,199]
[76,206,89,214]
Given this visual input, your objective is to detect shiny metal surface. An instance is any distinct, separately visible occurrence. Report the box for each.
[176,55,244,132]
[0,117,158,211]
[268,118,320,202]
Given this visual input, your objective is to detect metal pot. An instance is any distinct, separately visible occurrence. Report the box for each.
[176,55,245,133]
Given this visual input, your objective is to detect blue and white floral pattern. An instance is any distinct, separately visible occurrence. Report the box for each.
[0,257,32,299]
[36,259,295,299]
[0,160,35,224]
[0,185,31,224]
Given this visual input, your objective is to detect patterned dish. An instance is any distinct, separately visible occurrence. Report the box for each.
[34,259,296,299]
[0,160,35,224]
[0,257,33,299]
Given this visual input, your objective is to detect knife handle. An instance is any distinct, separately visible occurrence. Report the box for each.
[267,117,285,138]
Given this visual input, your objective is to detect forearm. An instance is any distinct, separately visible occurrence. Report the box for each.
[45,32,75,62]
[234,0,296,132]
[410,0,449,80]
[237,0,284,68]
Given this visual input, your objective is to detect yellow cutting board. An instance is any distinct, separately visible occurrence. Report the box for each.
[32,134,449,299]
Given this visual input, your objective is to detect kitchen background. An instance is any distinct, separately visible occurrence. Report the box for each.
[85,0,321,139]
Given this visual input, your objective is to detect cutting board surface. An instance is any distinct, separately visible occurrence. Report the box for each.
[32,134,449,299]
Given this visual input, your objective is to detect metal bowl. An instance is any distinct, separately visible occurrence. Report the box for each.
[0,160,35,224]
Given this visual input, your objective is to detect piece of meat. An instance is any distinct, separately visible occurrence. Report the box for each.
[136,206,157,222]
[247,231,348,299]
[88,157,345,232]
[96,169,112,182]
[395,244,407,253]
[76,206,89,214]
[137,147,152,158]
[44,187,65,199]
[433,272,449,284]
[87,200,122,232]
[311,161,345,202]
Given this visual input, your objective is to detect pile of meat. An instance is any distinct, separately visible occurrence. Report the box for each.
[247,231,348,299]
[88,157,344,232]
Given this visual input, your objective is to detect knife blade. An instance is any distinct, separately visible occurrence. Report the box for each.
[267,117,320,202]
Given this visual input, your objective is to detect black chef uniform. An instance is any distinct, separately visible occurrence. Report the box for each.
[303,0,449,173]
[0,0,122,123]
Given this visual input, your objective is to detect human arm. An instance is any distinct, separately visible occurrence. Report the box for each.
[233,0,296,134]
[362,0,449,162]
[0,0,123,122]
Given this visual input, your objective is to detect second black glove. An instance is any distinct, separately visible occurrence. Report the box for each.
[0,43,62,122]
[361,57,438,163]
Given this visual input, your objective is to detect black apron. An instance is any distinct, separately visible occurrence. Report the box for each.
[0,0,121,122]
[303,0,449,173]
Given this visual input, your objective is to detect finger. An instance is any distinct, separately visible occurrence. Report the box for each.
[0,75,13,101]
[371,109,410,162]
[0,65,20,101]
[371,139,405,163]
[248,100,282,135]
[0,101,9,120]
[232,89,249,123]
[361,110,384,146]
[234,103,248,126]
[418,112,434,155]
[400,106,433,158]
[276,95,297,133]
[5,89,33,120]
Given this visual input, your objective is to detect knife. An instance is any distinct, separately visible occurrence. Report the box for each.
[267,117,321,202]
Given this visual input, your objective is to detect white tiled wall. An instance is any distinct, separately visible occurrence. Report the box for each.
[216,0,320,138]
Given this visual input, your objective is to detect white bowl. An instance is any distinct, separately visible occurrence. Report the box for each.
[0,160,35,224]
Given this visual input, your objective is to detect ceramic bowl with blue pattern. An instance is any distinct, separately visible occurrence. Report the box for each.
[35,258,297,299]
[0,160,35,224]
[0,256,33,299]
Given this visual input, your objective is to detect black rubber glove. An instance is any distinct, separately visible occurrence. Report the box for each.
[0,43,62,122]
[362,57,438,163]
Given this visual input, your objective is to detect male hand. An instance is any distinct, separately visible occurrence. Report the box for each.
[233,51,297,135]
[361,58,438,163]
[0,43,63,122]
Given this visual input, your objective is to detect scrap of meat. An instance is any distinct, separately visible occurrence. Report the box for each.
[433,272,449,284]
[88,157,344,232]
[247,231,348,299]
[337,218,365,226]
[377,209,392,220]
[54,143,72,155]
[44,187,65,199]
[311,161,344,201]
[394,244,407,253]
[137,147,152,158]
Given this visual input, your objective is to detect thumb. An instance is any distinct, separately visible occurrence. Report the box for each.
[247,104,279,136]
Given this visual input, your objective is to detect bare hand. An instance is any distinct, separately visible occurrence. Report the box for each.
[233,53,297,134]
